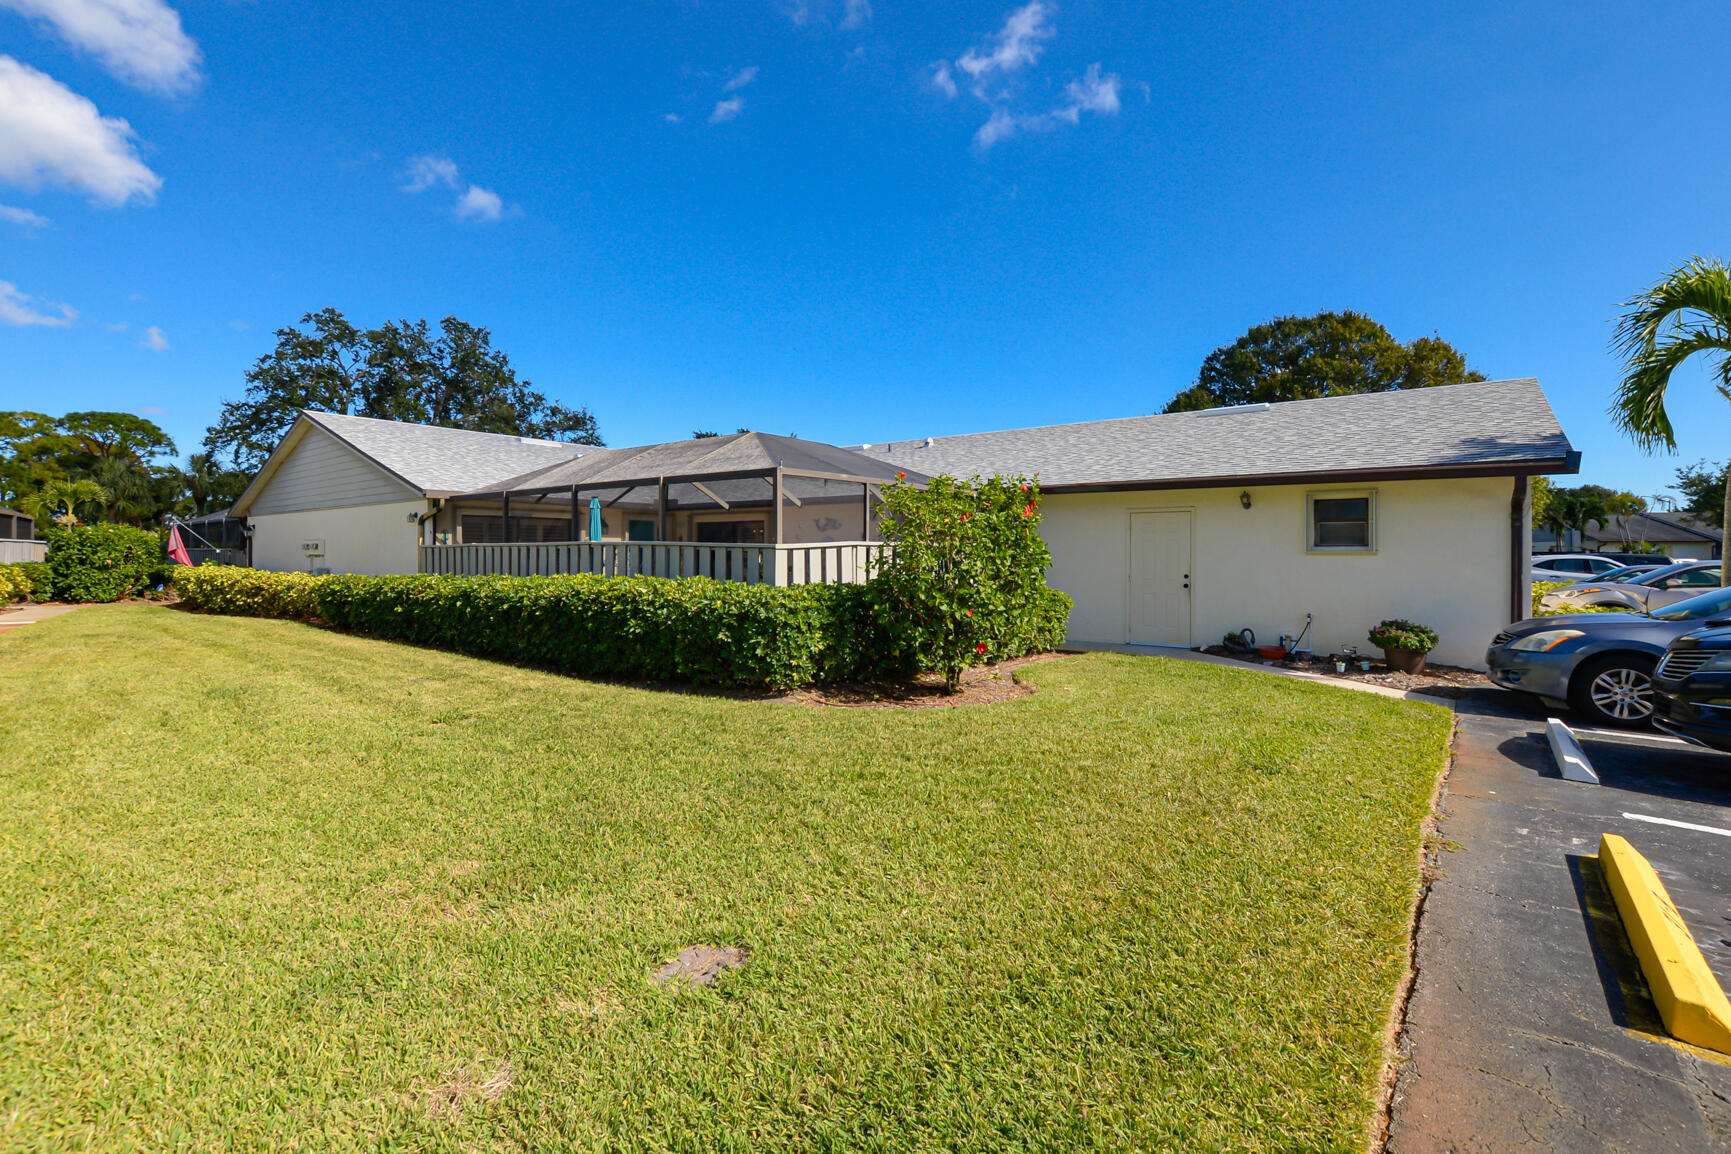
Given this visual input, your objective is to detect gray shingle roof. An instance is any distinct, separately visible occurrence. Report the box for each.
[849,378,1574,490]
[301,410,589,495]
[1589,513,1722,545]
[475,431,922,495]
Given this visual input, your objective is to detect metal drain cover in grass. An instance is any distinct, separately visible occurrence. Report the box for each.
[653,945,748,987]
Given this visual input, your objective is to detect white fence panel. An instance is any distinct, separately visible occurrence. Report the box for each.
[418,541,887,585]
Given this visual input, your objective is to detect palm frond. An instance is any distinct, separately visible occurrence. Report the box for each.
[1610,257,1731,451]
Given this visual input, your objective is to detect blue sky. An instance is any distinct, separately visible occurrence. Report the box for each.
[0,0,1726,500]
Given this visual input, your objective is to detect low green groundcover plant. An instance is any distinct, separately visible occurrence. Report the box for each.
[1367,618,1439,653]
[0,607,1453,1149]
[43,523,164,603]
[1530,580,1628,617]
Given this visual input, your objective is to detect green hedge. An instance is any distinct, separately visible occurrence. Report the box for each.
[175,566,1073,691]
[44,524,165,603]
[169,565,324,619]
[14,562,50,601]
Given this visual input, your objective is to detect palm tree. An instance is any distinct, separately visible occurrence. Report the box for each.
[86,457,153,523]
[1613,257,1731,584]
[18,479,110,529]
[185,452,221,516]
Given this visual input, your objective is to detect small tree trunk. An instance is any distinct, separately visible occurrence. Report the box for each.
[1722,461,1730,586]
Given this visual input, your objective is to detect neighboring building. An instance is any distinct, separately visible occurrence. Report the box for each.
[0,505,45,564]
[1582,513,1721,560]
[230,378,1577,669]
[230,412,589,574]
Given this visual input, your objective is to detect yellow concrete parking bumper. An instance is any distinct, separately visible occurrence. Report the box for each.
[1598,832,1731,1055]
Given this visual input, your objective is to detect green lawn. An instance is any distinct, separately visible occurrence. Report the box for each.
[0,606,1451,1152]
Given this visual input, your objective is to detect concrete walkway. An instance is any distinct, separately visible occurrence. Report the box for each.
[1387,690,1731,1152]
[0,603,81,630]
[1068,641,1455,703]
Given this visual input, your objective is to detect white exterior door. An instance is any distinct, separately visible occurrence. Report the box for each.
[1129,510,1192,647]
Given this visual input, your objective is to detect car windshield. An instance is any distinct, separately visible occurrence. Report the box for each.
[1593,564,1656,582]
[1652,585,1731,621]
[1629,563,1698,587]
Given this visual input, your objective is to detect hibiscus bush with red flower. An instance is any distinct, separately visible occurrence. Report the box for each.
[864,473,1071,693]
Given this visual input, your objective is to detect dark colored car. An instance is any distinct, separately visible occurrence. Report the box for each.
[1485,584,1731,728]
[1651,625,1731,752]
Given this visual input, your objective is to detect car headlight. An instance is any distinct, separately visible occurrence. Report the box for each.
[1508,629,1587,652]
[1703,652,1731,671]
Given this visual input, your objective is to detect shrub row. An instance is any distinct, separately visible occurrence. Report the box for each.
[0,564,31,603]
[175,566,1073,691]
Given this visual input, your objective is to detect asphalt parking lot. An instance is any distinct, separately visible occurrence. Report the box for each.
[1387,688,1731,1152]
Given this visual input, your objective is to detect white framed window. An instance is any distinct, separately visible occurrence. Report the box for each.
[1307,489,1376,553]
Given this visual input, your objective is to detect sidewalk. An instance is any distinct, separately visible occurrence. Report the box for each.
[1068,641,1454,702]
[0,603,81,631]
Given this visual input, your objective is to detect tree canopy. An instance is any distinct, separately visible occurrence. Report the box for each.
[0,410,239,529]
[1163,311,1486,413]
[1672,459,1728,520]
[204,309,604,472]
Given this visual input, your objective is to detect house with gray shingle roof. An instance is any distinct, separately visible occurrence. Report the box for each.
[229,378,1576,668]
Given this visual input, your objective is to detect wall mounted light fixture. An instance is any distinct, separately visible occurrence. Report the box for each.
[1239,490,1253,509]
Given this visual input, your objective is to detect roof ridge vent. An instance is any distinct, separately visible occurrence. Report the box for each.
[923,437,934,448]
[1191,402,1271,417]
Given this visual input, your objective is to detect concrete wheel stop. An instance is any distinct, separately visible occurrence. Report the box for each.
[1545,718,1600,784]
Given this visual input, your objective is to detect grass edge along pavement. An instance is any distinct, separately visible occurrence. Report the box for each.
[0,605,1453,1152]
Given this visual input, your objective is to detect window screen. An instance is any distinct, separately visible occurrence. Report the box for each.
[1311,496,1371,549]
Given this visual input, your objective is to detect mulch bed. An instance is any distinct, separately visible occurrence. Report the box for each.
[772,653,1067,709]
[1200,646,1489,697]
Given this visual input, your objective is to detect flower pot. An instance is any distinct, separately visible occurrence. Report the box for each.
[1382,647,1429,675]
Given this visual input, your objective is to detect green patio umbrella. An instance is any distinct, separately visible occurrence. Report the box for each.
[589,497,603,541]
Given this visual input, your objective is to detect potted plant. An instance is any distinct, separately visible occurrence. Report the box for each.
[1368,618,1439,675]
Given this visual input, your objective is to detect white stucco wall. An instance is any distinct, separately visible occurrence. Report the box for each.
[1038,476,1522,669]
[250,500,427,575]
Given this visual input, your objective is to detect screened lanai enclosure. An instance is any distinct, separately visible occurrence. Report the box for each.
[420,432,925,585]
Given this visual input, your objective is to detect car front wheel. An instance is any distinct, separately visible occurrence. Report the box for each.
[1567,654,1656,728]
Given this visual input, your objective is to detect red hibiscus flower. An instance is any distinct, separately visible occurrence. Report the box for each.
[976,642,988,654]
[964,609,972,617]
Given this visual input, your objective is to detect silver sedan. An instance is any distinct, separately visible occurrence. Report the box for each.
[1539,561,1723,614]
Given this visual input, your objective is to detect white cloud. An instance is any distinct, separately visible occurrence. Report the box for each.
[0,202,50,229]
[930,61,957,99]
[709,96,744,124]
[105,320,127,331]
[1059,62,1120,119]
[972,65,1121,149]
[0,279,76,326]
[0,56,161,204]
[139,324,168,350]
[663,112,681,124]
[841,0,871,29]
[723,65,757,93]
[401,153,459,193]
[973,108,1019,149]
[957,2,1052,87]
[0,0,202,96]
[453,184,503,222]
